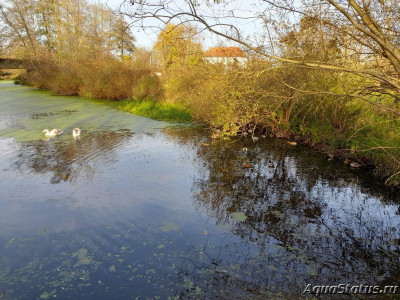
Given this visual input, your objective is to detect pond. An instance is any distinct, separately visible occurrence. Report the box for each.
[0,81,399,299]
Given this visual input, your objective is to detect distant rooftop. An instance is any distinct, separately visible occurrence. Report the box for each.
[204,47,247,58]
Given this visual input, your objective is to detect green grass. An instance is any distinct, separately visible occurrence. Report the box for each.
[109,99,193,122]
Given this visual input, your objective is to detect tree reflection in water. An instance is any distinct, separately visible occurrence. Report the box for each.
[165,128,400,298]
[14,129,133,184]
[5,126,399,298]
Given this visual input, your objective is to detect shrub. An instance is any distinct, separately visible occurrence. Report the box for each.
[21,53,58,90]
[50,65,81,95]
[21,52,161,101]
[131,71,164,101]
[79,57,137,100]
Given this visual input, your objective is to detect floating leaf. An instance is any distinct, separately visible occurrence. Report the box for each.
[231,212,247,222]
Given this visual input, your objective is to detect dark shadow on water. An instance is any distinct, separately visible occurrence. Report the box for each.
[164,127,400,299]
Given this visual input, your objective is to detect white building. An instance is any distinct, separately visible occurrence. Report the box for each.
[203,47,248,67]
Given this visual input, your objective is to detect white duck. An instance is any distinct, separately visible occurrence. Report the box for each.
[43,129,63,136]
[72,128,81,137]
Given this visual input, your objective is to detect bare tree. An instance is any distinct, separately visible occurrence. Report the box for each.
[0,0,137,63]
[0,0,40,59]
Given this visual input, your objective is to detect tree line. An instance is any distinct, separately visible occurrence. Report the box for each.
[0,0,135,61]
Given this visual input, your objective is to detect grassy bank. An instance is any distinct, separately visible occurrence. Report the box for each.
[107,99,193,122]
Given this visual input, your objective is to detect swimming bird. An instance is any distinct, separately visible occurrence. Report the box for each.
[72,128,81,137]
[43,129,63,136]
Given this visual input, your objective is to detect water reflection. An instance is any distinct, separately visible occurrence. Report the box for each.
[184,134,400,298]
[14,130,133,184]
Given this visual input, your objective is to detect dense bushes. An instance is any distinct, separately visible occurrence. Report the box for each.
[163,63,267,132]
[161,59,400,184]
[162,59,387,144]
[131,70,164,101]
[79,58,137,99]
[49,64,81,96]
[22,53,163,101]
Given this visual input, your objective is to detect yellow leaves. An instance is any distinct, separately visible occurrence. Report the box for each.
[153,24,203,70]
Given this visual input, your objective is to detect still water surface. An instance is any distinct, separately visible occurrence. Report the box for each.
[0,81,399,299]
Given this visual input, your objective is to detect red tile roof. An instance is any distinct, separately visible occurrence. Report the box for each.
[204,47,247,58]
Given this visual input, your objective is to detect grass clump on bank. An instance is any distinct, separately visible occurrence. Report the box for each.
[109,99,193,122]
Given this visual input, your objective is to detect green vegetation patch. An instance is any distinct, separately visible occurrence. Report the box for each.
[110,99,193,123]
